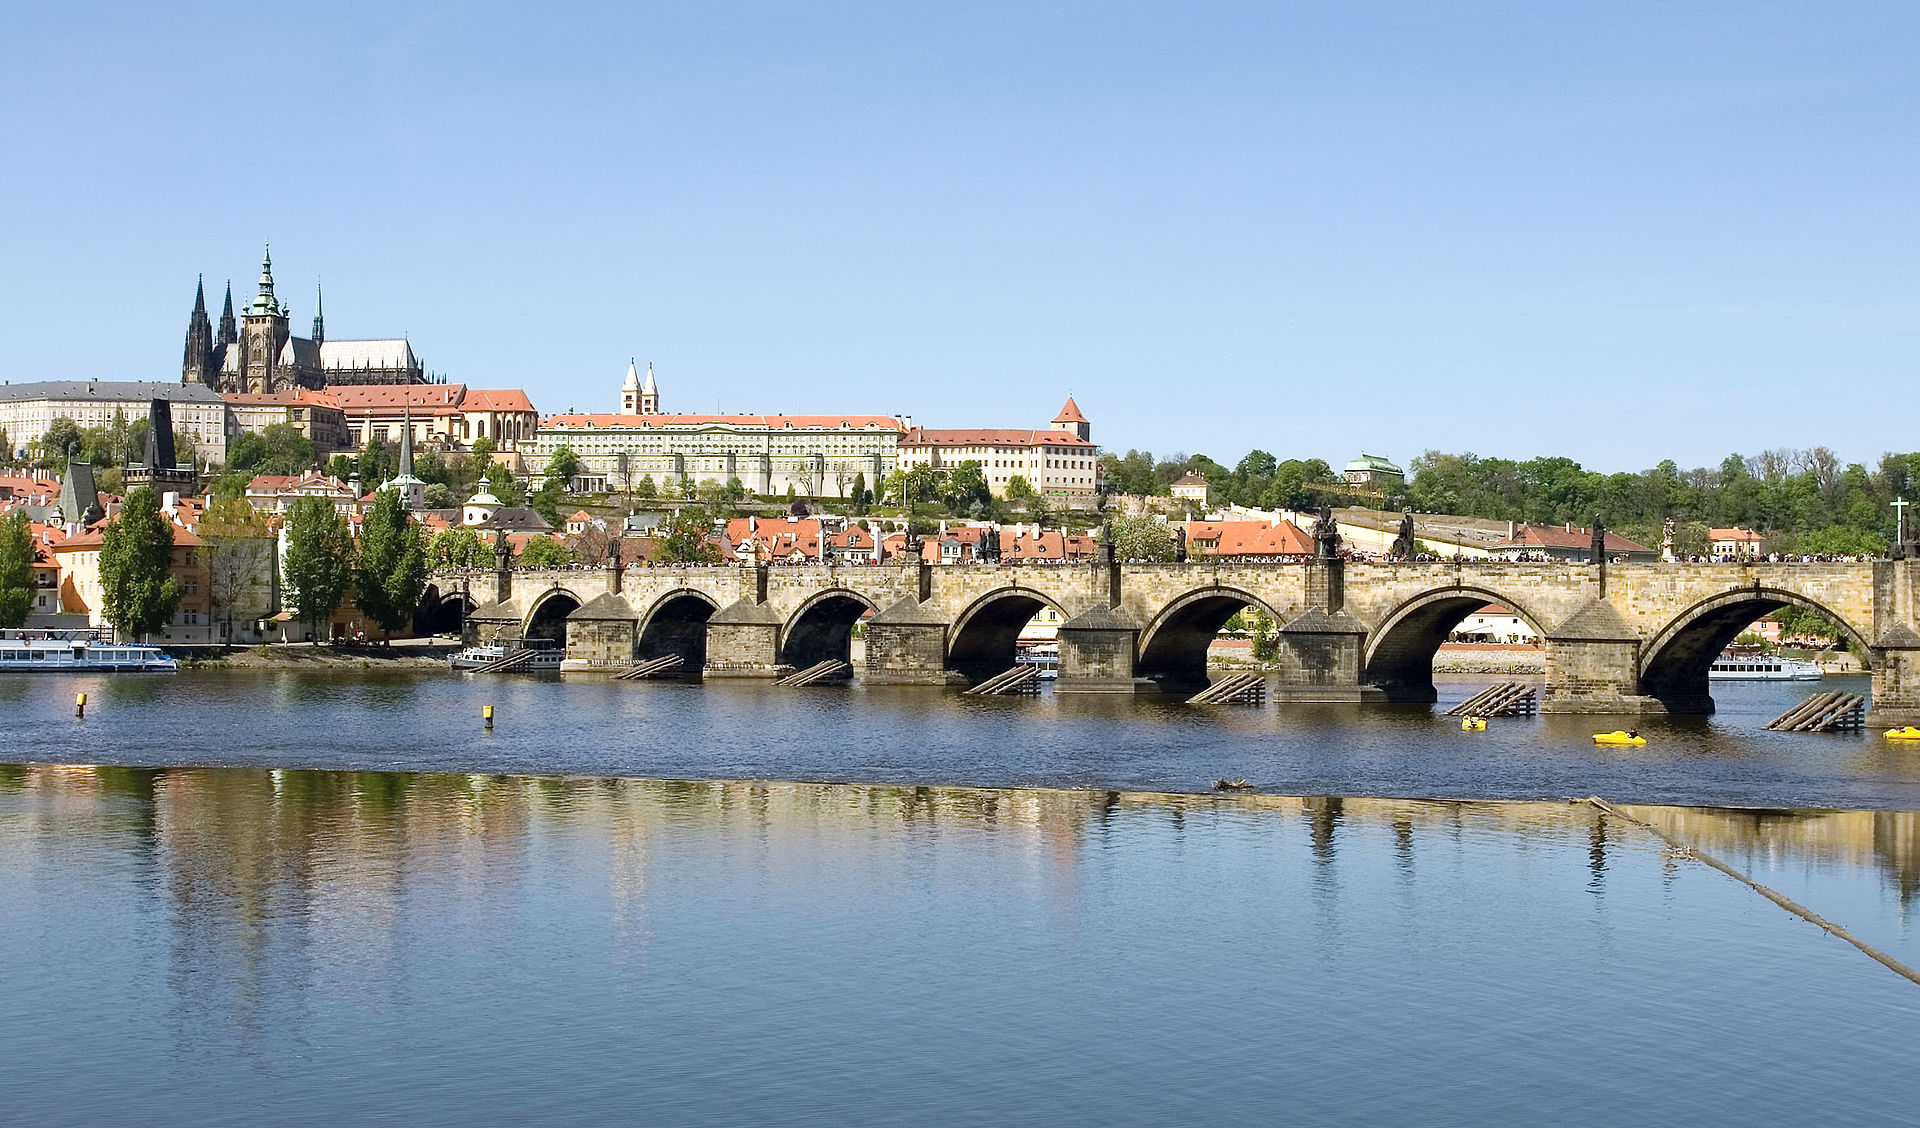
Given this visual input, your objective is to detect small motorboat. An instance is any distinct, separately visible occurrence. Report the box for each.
[1886,727,1920,741]
[1461,716,1487,730]
[1213,778,1253,792]
[1592,730,1646,746]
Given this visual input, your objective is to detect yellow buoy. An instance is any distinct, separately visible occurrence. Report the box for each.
[1592,730,1646,746]
[1886,726,1920,741]
[1461,716,1487,730]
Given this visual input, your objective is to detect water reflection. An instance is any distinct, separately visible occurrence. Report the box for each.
[5,763,1920,1124]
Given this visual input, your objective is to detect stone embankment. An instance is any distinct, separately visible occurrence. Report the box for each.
[177,640,460,669]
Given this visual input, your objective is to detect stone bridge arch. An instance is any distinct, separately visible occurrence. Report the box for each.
[1638,586,1872,712]
[416,583,475,636]
[947,587,1069,683]
[637,588,721,667]
[1136,585,1289,691]
[524,587,583,644]
[1363,586,1554,703]
[781,587,877,670]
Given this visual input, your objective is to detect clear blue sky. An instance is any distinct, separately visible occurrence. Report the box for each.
[4,2,1915,473]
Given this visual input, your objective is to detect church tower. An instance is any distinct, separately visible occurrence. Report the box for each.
[217,280,237,346]
[621,359,641,414]
[311,281,325,344]
[640,362,659,414]
[182,275,214,387]
[240,243,291,394]
[1051,396,1090,442]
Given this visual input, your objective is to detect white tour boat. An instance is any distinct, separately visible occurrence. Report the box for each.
[1708,654,1823,681]
[0,634,179,673]
[449,638,564,672]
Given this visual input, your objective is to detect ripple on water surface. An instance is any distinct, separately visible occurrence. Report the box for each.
[1,764,1918,1126]
[3,669,1918,809]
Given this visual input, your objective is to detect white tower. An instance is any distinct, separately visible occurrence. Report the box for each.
[620,359,641,415]
[639,362,660,414]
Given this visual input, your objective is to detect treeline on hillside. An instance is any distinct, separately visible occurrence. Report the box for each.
[1099,449,1371,511]
[1403,449,1919,555]
[1102,444,1920,557]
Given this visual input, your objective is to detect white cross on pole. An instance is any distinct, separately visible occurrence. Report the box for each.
[1895,496,1911,546]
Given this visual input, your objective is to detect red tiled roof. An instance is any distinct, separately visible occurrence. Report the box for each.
[326,384,469,410]
[1053,397,1088,424]
[543,413,903,430]
[900,428,1093,449]
[463,388,538,413]
[1185,520,1313,557]
[223,389,342,408]
[1709,528,1763,541]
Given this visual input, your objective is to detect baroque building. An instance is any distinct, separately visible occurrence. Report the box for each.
[533,362,902,496]
[181,244,427,394]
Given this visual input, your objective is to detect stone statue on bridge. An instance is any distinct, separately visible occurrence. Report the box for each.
[1591,517,1607,565]
[980,526,1001,564]
[1312,506,1341,560]
[1391,512,1416,559]
[1173,525,1187,563]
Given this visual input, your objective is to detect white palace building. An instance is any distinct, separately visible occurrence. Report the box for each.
[531,362,903,497]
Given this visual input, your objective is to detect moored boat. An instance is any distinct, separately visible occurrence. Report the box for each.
[0,632,178,673]
[1708,653,1822,681]
[449,638,564,671]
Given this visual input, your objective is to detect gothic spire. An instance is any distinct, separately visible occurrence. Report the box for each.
[312,280,325,343]
[183,274,214,385]
[218,280,237,344]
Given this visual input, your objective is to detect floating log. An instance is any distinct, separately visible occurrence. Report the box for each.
[1189,672,1267,706]
[964,665,1043,696]
[614,655,686,681]
[1446,682,1539,717]
[1764,691,1866,732]
[774,660,852,687]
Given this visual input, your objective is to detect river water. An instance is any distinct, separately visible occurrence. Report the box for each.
[5,671,1920,1124]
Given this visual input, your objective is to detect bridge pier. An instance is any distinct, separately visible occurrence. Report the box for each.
[704,596,785,678]
[1056,605,1146,693]
[1540,599,1662,714]
[1274,609,1380,703]
[864,596,961,685]
[560,593,640,673]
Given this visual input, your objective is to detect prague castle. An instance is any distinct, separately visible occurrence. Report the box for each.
[181,244,426,394]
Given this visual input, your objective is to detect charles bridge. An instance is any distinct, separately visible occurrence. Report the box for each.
[423,550,1920,722]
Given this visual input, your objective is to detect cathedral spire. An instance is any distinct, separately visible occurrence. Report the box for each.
[249,241,281,315]
[218,280,237,344]
[182,274,214,386]
[312,280,325,343]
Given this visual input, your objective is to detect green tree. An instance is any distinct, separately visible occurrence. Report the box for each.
[227,431,271,472]
[1110,513,1177,561]
[483,462,525,506]
[654,510,720,564]
[635,473,658,499]
[518,537,572,569]
[945,461,992,516]
[208,472,251,502]
[545,445,581,486]
[0,511,34,628]
[353,489,428,640]
[98,487,182,640]
[327,454,355,480]
[261,423,314,475]
[36,417,83,467]
[429,527,487,569]
[850,471,870,514]
[424,482,453,509]
[282,496,355,640]
[1004,475,1038,505]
